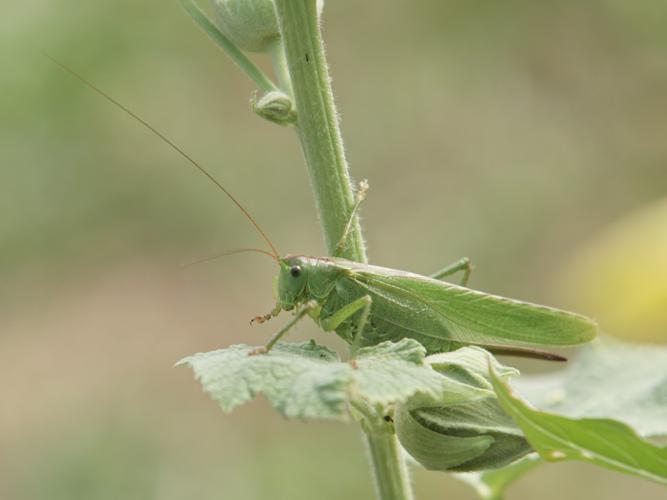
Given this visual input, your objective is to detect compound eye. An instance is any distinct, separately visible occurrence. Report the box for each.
[290,265,302,278]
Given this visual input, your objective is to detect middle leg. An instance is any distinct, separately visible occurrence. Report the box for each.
[319,295,373,359]
[429,257,473,286]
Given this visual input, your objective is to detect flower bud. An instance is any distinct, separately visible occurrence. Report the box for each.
[211,0,279,52]
[252,90,296,125]
[211,0,325,53]
[395,347,533,472]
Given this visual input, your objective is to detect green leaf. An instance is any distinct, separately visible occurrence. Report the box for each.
[516,337,667,439]
[454,338,667,499]
[179,339,489,421]
[491,367,667,486]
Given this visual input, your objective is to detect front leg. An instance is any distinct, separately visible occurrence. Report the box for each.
[250,300,318,355]
[250,304,281,325]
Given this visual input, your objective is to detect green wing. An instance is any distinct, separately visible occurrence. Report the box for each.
[348,269,597,351]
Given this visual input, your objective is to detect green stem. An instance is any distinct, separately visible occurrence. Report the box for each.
[273,0,366,262]
[365,432,416,500]
[273,2,411,499]
[267,40,294,98]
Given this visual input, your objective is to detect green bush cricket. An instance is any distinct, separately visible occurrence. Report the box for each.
[50,58,598,361]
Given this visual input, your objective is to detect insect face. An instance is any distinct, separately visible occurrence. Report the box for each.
[277,257,309,310]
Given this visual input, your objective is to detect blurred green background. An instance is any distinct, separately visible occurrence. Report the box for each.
[1,0,666,499]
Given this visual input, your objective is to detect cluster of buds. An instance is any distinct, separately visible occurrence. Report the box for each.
[395,347,533,472]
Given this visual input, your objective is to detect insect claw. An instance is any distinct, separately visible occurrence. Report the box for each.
[250,314,270,325]
[248,346,268,356]
[250,304,281,325]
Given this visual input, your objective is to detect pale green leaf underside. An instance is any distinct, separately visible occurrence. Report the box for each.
[492,369,667,486]
[179,339,489,420]
[516,337,667,438]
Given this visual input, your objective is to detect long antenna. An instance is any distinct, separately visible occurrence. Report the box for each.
[182,247,279,268]
[46,55,280,259]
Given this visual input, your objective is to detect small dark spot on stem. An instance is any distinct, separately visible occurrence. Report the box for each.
[305,53,310,63]
[383,415,393,423]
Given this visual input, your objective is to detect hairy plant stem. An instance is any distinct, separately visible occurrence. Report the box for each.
[365,432,415,500]
[273,1,412,499]
[273,0,366,262]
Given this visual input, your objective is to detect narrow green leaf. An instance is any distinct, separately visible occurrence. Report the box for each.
[491,368,667,485]
[179,0,277,93]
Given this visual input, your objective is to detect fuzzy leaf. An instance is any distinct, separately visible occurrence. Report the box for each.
[178,340,347,419]
[491,368,667,485]
[352,340,488,407]
[179,339,488,421]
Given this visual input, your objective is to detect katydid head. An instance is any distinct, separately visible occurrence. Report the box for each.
[277,256,310,311]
